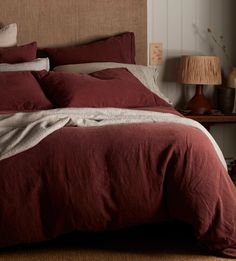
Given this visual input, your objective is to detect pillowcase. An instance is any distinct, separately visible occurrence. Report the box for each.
[0,71,52,111]
[0,58,50,72]
[36,68,169,108]
[45,32,135,67]
[0,23,17,47]
[53,62,171,104]
[0,42,37,63]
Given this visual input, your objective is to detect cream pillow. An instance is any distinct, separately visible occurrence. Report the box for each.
[53,62,171,104]
[0,58,50,72]
[0,23,17,47]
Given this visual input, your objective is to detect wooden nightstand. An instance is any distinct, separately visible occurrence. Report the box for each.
[184,114,236,131]
[184,113,236,183]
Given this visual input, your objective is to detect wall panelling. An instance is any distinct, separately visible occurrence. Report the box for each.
[148,0,236,158]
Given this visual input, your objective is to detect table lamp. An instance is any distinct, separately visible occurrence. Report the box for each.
[176,55,222,115]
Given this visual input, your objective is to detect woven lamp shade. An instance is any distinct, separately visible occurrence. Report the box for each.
[176,55,222,115]
[177,56,222,85]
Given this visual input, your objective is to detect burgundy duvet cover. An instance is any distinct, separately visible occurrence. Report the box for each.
[0,106,236,257]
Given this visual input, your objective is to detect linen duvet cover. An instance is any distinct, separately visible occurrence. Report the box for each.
[0,67,235,258]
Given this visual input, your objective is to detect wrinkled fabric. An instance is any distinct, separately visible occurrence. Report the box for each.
[0,107,235,257]
[0,108,226,169]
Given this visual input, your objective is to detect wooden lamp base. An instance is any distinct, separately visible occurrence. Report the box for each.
[187,85,212,115]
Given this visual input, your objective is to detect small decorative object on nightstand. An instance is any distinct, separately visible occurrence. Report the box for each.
[176,55,222,115]
[227,67,236,113]
[218,86,235,114]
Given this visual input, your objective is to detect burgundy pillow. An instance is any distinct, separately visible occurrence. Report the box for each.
[0,42,37,63]
[45,32,135,67]
[0,71,52,111]
[36,68,168,108]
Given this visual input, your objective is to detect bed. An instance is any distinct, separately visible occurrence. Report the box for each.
[0,0,236,258]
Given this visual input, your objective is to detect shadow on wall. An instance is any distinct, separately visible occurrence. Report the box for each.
[161,57,188,109]
[192,22,233,78]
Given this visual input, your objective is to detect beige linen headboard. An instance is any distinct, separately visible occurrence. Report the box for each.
[0,0,147,64]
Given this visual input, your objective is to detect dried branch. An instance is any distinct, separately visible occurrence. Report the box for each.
[207,28,232,68]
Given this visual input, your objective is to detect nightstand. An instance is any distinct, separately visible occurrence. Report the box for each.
[184,114,236,131]
[184,113,236,183]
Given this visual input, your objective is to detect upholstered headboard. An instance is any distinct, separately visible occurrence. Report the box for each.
[0,0,147,64]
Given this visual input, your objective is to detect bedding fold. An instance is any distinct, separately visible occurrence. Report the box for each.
[0,108,226,169]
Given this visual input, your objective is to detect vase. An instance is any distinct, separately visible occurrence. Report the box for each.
[227,67,236,113]
[218,86,235,114]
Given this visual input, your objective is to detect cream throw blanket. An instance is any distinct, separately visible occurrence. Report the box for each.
[0,108,227,170]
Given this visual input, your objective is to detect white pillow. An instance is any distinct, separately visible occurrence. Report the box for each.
[0,58,50,72]
[53,62,171,104]
[0,23,17,47]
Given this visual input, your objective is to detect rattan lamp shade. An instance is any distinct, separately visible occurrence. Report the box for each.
[177,56,222,85]
[176,55,222,115]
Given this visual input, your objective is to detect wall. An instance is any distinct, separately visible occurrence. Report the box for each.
[234,0,236,66]
[148,0,236,158]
